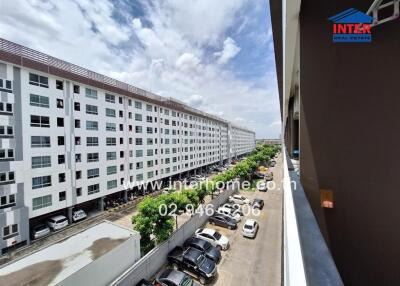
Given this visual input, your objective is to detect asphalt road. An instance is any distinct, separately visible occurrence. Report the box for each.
[210,154,283,286]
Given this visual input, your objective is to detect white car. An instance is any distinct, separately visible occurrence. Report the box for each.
[242,219,259,238]
[47,215,69,231]
[195,228,230,250]
[72,209,87,222]
[217,206,241,222]
[228,195,250,205]
[194,175,206,181]
[257,181,267,192]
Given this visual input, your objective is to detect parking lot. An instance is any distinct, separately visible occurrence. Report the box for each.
[209,155,282,286]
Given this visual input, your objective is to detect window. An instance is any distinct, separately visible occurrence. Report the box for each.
[135,113,142,121]
[0,171,14,185]
[119,151,124,158]
[75,154,81,162]
[75,136,81,145]
[136,162,143,169]
[87,153,99,162]
[86,88,97,99]
[119,124,123,131]
[86,104,98,115]
[31,136,50,148]
[88,184,100,195]
[106,137,116,146]
[147,149,153,156]
[76,171,82,179]
[136,150,143,157]
[86,137,99,146]
[74,102,80,111]
[57,99,64,108]
[58,136,65,146]
[29,73,48,88]
[147,127,153,134]
[57,117,64,127]
[106,123,116,131]
[106,108,116,117]
[107,166,117,175]
[76,187,82,197]
[128,99,132,106]
[58,155,65,164]
[73,84,80,94]
[119,110,123,117]
[148,171,154,178]
[106,152,116,161]
[136,174,143,181]
[0,149,14,161]
[56,80,63,90]
[119,97,123,104]
[75,119,81,128]
[87,168,99,179]
[32,175,51,189]
[105,93,115,103]
[135,126,142,133]
[32,195,52,210]
[0,194,16,209]
[0,102,13,114]
[120,164,124,171]
[32,156,51,169]
[146,104,152,111]
[146,116,153,123]
[135,138,143,145]
[3,224,19,239]
[107,180,117,190]
[147,160,154,167]
[59,173,66,183]
[30,115,50,127]
[30,94,49,108]
[0,126,13,136]
[135,101,142,109]
[0,78,12,93]
[86,120,98,130]
[59,191,66,201]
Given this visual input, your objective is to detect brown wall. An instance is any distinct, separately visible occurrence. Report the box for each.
[299,1,400,285]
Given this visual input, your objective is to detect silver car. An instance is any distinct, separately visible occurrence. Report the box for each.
[31,224,50,240]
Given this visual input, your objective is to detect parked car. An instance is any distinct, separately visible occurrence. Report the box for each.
[253,171,265,179]
[195,228,229,250]
[265,172,274,181]
[31,224,50,240]
[209,213,238,230]
[242,219,259,238]
[154,269,199,286]
[136,279,153,286]
[252,198,265,210]
[256,181,267,192]
[47,215,69,231]
[222,203,244,216]
[72,209,87,222]
[228,195,250,205]
[167,247,217,284]
[183,237,222,264]
[194,175,206,181]
[216,206,241,222]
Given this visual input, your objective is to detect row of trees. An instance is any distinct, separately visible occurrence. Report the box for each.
[133,144,280,254]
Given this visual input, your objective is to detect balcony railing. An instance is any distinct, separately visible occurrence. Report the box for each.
[283,147,343,286]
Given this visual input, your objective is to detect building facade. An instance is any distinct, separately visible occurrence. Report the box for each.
[0,38,255,254]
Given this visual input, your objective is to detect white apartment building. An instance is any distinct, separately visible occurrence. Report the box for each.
[0,38,255,254]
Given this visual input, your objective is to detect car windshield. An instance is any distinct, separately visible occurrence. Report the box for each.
[203,242,211,250]
[35,225,47,231]
[213,232,221,240]
[244,224,253,230]
[181,277,193,286]
[196,255,205,265]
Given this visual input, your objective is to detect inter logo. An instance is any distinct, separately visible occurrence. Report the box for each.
[328,8,373,43]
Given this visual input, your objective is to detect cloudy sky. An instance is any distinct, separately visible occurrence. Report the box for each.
[0,0,281,138]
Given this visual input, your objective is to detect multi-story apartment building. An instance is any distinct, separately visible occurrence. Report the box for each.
[0,38,255,254]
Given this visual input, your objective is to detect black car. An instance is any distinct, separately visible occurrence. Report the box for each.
[135,279,153,286]
[183,237,222,264]
[252,198,264,209]
[167,247,217,284]
[209,213,237,230]
[154,269,199,286]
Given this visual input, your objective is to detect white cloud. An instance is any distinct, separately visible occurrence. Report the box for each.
[0,0,280,138]
[215,37,241,65]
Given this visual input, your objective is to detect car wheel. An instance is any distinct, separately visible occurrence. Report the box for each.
[199,276,206,285]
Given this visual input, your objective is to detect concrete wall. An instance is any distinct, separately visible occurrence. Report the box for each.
[299,1,400,285]
[112,183,239,286]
